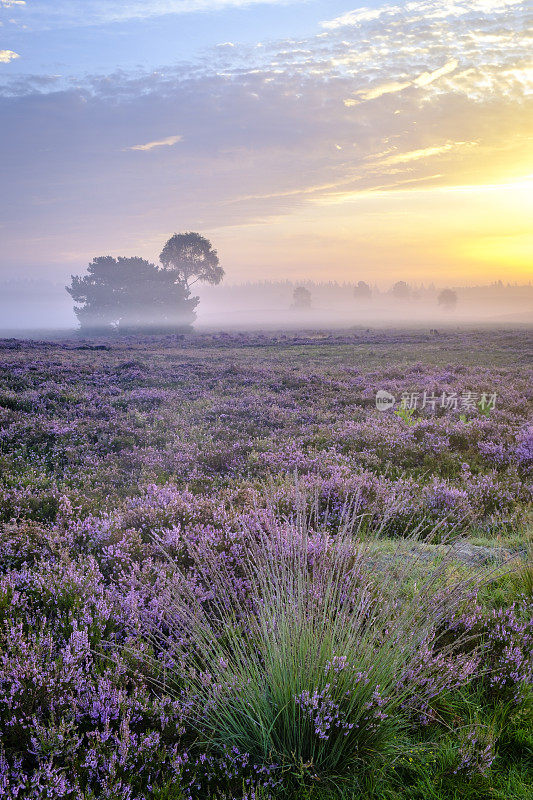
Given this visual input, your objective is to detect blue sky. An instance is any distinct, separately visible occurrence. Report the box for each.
[1,1,384,78]
[0,1,531,285]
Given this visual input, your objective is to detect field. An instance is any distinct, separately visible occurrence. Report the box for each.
[0,328,531,799]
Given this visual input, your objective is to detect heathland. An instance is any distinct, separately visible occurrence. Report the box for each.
[0,328,531,799]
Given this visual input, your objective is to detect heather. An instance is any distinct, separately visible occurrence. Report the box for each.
[0,328,531,799]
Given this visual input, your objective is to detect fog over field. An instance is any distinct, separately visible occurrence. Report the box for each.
[196,281,533,329]
[0,277,531,334]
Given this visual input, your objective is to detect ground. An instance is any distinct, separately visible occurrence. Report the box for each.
[0,328,531,799]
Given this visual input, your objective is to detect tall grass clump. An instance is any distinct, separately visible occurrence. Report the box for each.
[140,500,489,785]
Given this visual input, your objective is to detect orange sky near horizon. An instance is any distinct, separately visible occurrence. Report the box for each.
[209,174,533,285]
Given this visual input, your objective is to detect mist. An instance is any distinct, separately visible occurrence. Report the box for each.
[196,282,533,330]
[0,277,531,336]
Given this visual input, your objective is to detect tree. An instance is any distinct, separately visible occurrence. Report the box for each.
[392,281,410,299]
[438,288,458,310]
[353,281,371,299]
[291,286,312,310]
[67,233,224,333]
[66,256,199,333]
[159,232,224,293]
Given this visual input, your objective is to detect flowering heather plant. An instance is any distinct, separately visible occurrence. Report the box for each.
[515,425,533,471]
[0,330,531,798]
[0,330,531,536]
[138,502,489,779]
[454,719,498,777]
[448,598,533,701]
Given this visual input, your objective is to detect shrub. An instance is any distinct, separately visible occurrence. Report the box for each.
[139,506,486,784]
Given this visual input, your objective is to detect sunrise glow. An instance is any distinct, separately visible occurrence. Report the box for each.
[0,0,531,286]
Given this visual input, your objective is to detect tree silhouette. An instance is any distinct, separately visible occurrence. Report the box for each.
[392,281,410,299]
[438,288,458,310]
[67,256,199,333]
[159,232,224,293]
[353,281,372,299]
[291,286,312,310]
[67,233,224,333]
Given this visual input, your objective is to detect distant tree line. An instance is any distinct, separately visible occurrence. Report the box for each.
[286,281,459,312]
[352,280,457,309]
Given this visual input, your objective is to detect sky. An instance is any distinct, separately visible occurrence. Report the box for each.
[0,0,532,287]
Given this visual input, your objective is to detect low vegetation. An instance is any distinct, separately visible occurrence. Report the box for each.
[0,329,531,798]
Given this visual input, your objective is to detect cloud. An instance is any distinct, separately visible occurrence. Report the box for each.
[322,0,525,31]
[0,0,530,277]
[414,60,459,87]
[4,1,307,28]
[128,134,182,151]
[321,7,388,30]
[345,61,459,104]
[377,142,476,166]
[347,81,411,103]
[0,49,19,63]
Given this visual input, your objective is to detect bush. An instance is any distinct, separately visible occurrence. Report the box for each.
[139,506,486,784]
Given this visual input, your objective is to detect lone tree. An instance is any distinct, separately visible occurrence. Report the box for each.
[291,286,312,310]
[67,233,224,333]
[438,288,458,310]
[67,256,198,333]
[353,281,372,299]
[160,232,224,293]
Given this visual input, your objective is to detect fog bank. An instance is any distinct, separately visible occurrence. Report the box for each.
[0,279,531,335]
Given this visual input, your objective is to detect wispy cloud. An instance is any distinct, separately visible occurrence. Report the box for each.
[128,134,182,151]
[3,0,306,28]
[346,81,411,104]
[345,61,459,104]
[414,60,459,87]
[0,50,19,63]
[377,142,476,166]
